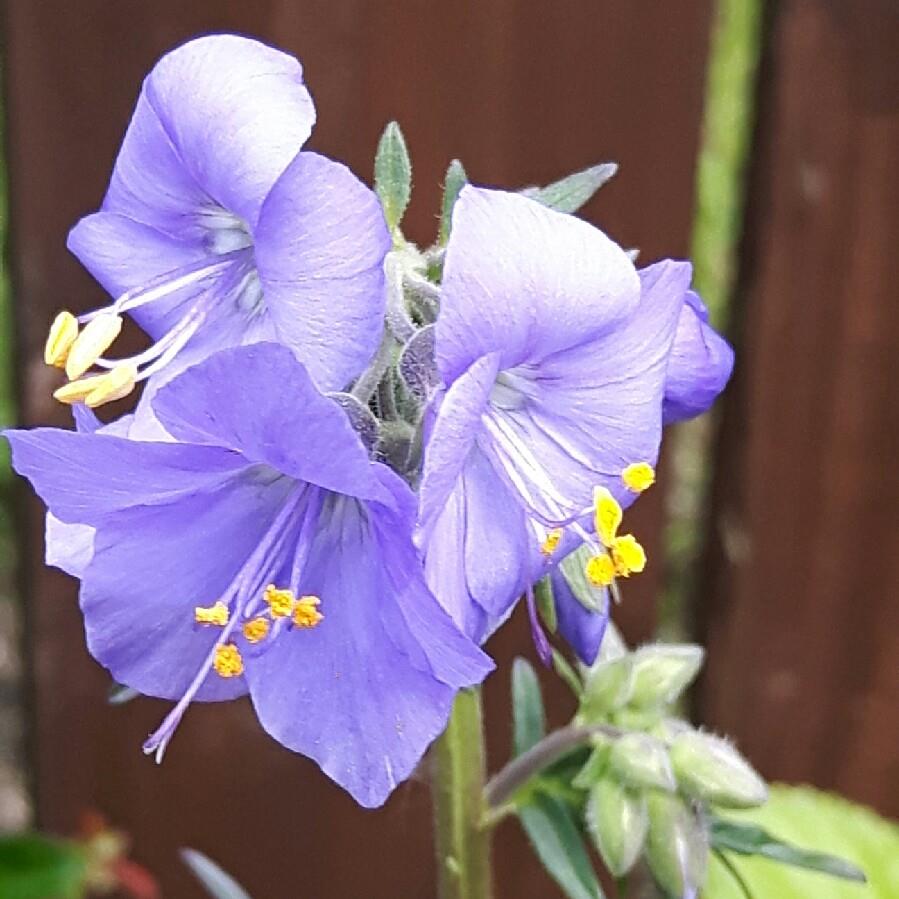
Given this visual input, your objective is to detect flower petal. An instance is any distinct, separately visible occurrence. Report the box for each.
[246,484,491,807]
[437,186,640,384]
[550,561,609,665]
[662,287,735,424]
[255,152,391,391]
[80,470,295,701]
[417,352,500,543]
[151,344,387,503]
[105,34,315,230]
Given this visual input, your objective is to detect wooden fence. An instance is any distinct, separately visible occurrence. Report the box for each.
[3,1,896,896]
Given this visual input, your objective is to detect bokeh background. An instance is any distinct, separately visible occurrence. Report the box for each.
[0,1,896,896]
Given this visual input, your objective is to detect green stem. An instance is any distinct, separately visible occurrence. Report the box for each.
[432,688,493,899]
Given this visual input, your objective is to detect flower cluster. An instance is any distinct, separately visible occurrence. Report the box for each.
[7,35,733,807]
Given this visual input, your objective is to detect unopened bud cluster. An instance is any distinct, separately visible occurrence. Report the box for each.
[573,628,767,894]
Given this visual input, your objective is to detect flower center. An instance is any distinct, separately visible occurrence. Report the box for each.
[45,206,264,408]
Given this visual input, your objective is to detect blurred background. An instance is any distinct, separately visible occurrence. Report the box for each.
[0,0,896,896]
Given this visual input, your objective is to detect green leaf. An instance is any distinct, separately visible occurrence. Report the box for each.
[521,163,617,214]
[518,794,605,899]
[703,786,898,898]
[511,657,546,757]
[711,819,866,881]
[374,121,412,233]
[181,849,253,899]
[0,834,87,899]
[438,158,467,245]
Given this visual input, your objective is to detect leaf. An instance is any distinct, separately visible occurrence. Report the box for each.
[512,657,545,757]
[703,786,899,898]
[438,158,467,245]
[0,834,87,899]
[518,794,605,899]
[374,121,412,232]
[521,163,618,214]
[181,849,252,899]
[711,819,865,881]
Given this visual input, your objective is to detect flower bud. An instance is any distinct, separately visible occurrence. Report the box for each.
[585,777,648,877]
[572,740,611,789]
[608,732,676,792]
[579,656,634,720]
[644,792,708,898]
[670,730,768,808]
[627,643,704,709]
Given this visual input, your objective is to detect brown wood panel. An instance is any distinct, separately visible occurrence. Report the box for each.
[4,1,713,894]
[697,0,899,817]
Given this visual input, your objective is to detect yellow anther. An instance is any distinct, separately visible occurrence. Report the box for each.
[264,584,296,618]
[194,601,229,627]
[53,371,112,405]
[83,363,137,408]
[44,311,79,368]
[213,643,244,678]
[585,553,616,587]
[611,534,647,577]
[540,528,563,557]
[242,617,270,644]
[622,462,656,493]
[65,313,123,380]
[293,595,323,629]
[593,486,623,547]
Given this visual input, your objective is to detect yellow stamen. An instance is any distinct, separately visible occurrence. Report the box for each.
[622,462,656,493]
[65,313,123,380]
[84,363,137,408]
[585,553,616,587]
[593,486,622,547]
[540,528,563,557]
[213,643,244,678]
[293,595,323,629]
[194,601,229,626]
[44,311,79,368]
[611,534,647,577]
[242,617,270,644]
[53,371,113,405]
[264,584,296,618]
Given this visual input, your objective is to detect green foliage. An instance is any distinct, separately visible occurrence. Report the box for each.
[373,121,412,234]
[511,657,545,757]
[182,849,253,899]
[519,794,605,899]
[521,163,617,215]
[0,834,87,899]
[705,786,894,898]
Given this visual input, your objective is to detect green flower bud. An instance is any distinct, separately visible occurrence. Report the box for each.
[628,644,704,709]
[608,732,676,792]
[670,730,769,808]
[579,656,634,720]
[585,778,648,877]
[644,792,709,897]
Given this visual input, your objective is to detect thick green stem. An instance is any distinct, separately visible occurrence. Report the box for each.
[432,688,493,899]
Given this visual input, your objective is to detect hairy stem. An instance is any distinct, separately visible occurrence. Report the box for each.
[432,688,493,899]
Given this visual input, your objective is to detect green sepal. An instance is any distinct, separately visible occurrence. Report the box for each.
[644,792,709,898]
[438,158,467,245]
[579,656,634,721]
[374,121,412,233]
[535,577,558,633]
[585,778,648,877]
[608,732,676,793]
[559,543,605,612]
[520,162,618,214]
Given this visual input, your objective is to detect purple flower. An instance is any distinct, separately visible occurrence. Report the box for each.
[55,35,389,425]
[661,285,734,424]
[417,187,690,647]
[8,344,492,807]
